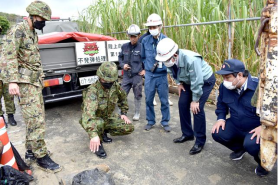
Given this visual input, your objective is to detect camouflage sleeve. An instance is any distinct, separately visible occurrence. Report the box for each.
[116,83,129,115]
[2,27,23,83]
[81,87,100,139]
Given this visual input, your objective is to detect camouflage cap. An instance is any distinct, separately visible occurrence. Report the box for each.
[97,61,118,82]
[26,1,52,21]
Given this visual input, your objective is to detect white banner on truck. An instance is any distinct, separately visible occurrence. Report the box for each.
[107,40,129,62]
[75,41,106,66]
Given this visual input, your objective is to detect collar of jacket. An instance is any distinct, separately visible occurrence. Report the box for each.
[145,33,166,45]
[246,74,258,91]
[23,20,37,38]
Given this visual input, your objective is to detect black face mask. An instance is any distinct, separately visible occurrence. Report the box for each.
[33,20,45,30]
[100,81,114,89]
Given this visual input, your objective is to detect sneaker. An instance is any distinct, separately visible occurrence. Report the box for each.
[168,99,173,106]
[230,149,246,160]
[162,125,171,132]
[37,154,61,173]
[144,124,153,131]
[255,164,269,177]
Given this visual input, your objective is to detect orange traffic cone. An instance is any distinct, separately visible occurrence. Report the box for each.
[0,117,19,170]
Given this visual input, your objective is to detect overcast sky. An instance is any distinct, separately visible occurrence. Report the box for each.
[0,0,95,19]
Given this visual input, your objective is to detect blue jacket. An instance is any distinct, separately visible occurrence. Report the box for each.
[215,75,260,131]
[171,49,213,102]
[118,42,143,77]
[141,33,167,77]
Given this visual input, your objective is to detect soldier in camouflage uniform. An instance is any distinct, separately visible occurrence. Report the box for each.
[0,81,17,127]
[0,26,17,127]
[81,61,134,159]
[0,1,61,172]
[0,27,17,128]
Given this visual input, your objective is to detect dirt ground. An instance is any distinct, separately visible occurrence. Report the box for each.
[4,89,277,185]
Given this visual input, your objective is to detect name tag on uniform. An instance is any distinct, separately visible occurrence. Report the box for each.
[158,61,163,68]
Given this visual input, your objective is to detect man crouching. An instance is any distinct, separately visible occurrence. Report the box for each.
[80,61,134,158]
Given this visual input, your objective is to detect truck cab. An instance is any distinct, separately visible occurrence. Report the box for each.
[39,20,128,103]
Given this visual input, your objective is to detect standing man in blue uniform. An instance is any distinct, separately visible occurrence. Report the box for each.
[211,59,268,177]
[156,38,215,155]
[119,24,144,121]
[141,13,170,132]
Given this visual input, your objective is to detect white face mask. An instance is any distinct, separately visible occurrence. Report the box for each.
[223,75,240,90]
[163,56,178,68]
[149,28,159,36]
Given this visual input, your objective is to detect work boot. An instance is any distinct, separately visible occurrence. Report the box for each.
[95,143,107,159]
[0,115,8,128]
[102,131,112,143]
[8,114,17,126]
[133,98,141,121]
[37,154,61,173]
[25,150,51,165]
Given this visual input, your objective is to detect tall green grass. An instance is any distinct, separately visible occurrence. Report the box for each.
[78,0,265,77]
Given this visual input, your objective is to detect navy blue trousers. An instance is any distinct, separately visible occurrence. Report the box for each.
[179,74,216,146]
[212,118,260,164]
[145,74,170,126]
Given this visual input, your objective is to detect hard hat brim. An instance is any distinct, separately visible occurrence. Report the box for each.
[144,22,163,27]
[155,44,178,62]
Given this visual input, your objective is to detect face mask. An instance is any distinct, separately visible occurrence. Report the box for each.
[149,28,159,36]
[100,81,114,89]
[33,20,45,30]
[163,56,178,68]
[223,75,240,90]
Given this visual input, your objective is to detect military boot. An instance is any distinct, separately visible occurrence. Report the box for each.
[37,154,62,173]
[0,115,8,128]
[8,114,17,126]
[25,150,51,165]
[95,143,107,159]
[102,131,112,143]
[133,98,141,121]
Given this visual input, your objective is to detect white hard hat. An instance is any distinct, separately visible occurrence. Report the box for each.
[156,38,178,62]
[127,24,141,35]
[144,13,163,26]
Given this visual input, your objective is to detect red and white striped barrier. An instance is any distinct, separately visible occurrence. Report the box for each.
[0,117,19,170]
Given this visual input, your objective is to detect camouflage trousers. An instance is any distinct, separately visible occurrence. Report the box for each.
[89,114,134,141]
[0,80,16,115]
[18,83,47,158]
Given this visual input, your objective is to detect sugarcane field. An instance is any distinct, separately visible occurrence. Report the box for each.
[0,0,277,184]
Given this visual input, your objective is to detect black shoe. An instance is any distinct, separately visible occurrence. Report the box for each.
[95,143,107,159]
[8,114,17,126]
[173,135,194,143]
[255,164,269,177]
[230,149,246,161]
[189,144,204,155]
[26,150,51,163]
[37,154,61,173]
[102,132,112,143]
[0,115,8,128]
[25,150,36,161]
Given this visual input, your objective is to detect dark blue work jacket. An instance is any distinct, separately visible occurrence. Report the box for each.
[118,42,143,77]
[141,33,167,77]
[215,75,260,132]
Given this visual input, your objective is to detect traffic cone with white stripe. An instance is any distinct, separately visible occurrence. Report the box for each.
[0,117,19,170]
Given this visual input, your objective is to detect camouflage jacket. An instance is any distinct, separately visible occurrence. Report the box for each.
[0,20,43,87]
[81,80,129,138]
